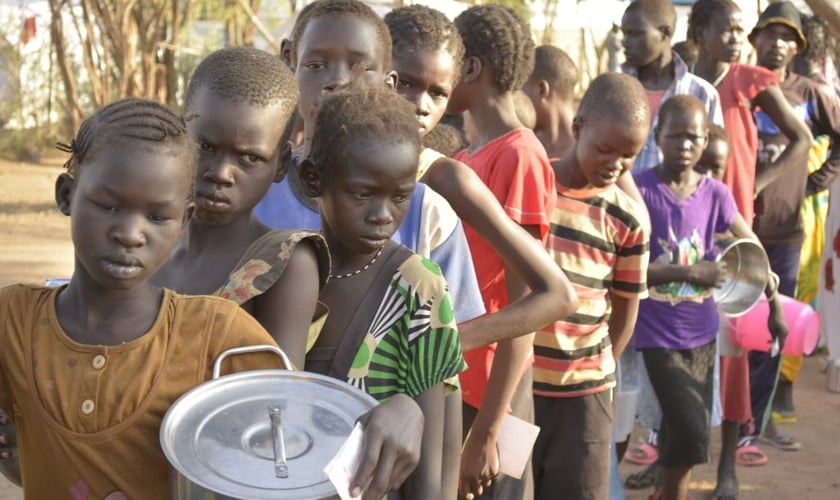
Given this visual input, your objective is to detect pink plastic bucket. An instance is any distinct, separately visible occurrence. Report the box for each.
[729,294,820,355]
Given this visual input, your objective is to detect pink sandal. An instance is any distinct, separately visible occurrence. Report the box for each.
[624,442,658,465]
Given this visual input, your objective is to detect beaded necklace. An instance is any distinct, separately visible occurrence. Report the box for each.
[328,246,384,280]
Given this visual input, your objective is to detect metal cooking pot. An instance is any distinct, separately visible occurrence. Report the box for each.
[713,238,769,318]
[160,345,377,499]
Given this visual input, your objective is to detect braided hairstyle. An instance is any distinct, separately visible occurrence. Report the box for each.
[530,44,578,99]
[290,0,392,68]
[309,84,420,175]
[185,47,298,110]
[385,5,465,81]
[454,4,535,92]
[577,73,650,130]
[687,0,740,45]
[58,99,197,196]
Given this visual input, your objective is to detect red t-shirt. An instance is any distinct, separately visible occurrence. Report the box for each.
[716,63,779,223]
[454,128,555,409]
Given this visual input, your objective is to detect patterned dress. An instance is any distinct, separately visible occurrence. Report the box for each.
[308,253,466,402]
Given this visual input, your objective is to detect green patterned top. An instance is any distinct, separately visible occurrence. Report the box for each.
[340,254,465,401]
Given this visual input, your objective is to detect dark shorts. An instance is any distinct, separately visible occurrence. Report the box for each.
[532,390,613,500]
[643,341,716,467]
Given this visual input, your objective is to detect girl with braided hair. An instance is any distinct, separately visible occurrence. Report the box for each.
[0,98,286,498]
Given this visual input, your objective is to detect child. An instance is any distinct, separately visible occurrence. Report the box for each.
[521,44,579,161]
[153,46,427,499]
[748,1,840,457]
[252,0,487,331]
[448,5,554,499]
[687,0,808,496]
[617,7,725,463]
[298,83,465,499]
[696,123,731,180]
[634,95,749,500]
[0,98,285,498]
[385,5,579,497]
[534,72,651,500]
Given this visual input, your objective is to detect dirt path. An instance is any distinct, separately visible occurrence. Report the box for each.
[0,157,838,499]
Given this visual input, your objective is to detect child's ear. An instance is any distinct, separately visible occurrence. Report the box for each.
[384,70,398,89]
[274,141,294,183]
[54,173,75,216]
[571,116,583,140]
[539,80,551,99]
[461,56,482,84]
[279,38,294,69]
[299,158,322,197]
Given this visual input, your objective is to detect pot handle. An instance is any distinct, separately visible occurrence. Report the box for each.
[212,344,293,379]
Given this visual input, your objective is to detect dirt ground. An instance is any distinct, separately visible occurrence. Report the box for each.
[0,156,839,499]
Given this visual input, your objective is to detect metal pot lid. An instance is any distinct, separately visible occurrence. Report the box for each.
[161,368,377,500]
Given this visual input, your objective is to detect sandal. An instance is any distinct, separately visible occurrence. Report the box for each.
[758,433,802,451]
[771,410,798,424]
[735,442,769,466]
[0,409,21,486]
[624,464,658,490]
[624,442,658,465]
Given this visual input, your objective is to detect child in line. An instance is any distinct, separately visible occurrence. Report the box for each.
[696,123,731,180]
[0,98,285,498]
[747,1,840,458]
[252,0,487,330]
[447,5,555,499]
[153,47,427,499]
[688,0,810,496]
[385,6,579,497]
[618,1,723,480]
[633,95,755,500]
[298,83,465,499]
[533,72,651,500]
[521,44,579,161]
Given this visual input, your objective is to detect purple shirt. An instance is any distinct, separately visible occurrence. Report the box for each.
[633,168,737,349]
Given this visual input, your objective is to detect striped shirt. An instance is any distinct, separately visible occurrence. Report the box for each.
[623,52,724,172]
[534,183,649,397]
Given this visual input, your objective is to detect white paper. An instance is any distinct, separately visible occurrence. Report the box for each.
[497,413,541,479]
[324,422,365,500]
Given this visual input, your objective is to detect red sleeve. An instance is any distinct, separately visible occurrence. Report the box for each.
[484,133,556,240]
[738,64,779,102]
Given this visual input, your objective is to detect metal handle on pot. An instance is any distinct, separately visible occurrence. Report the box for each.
[269,406,289,478]
[212,344,293,379]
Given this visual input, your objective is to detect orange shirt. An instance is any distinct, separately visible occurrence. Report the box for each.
[0,285,282,499]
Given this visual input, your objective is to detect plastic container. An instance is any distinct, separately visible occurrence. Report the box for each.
[730,294,820,356]
[713,238,769,317]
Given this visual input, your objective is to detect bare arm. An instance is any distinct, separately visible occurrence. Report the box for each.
[422,158,578,351]
[459,224,540,499]
[803,0,840,39]
[753,86,814,195]
[401,384,446,500]
[252,240,321,368]
[608,294,641,360]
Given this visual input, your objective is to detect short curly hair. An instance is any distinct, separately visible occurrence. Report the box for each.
[185,47,298,116]
[529,45,578,99]
[624,0,677,36]
[454,4,535,92]
[577,72,650,130]
[657,94,708,130]
[385,5,465,81]
[290,0,392,69]
[309,84,420,174]
[687,0,740,45]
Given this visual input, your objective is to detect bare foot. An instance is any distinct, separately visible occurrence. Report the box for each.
[713,470,739,500]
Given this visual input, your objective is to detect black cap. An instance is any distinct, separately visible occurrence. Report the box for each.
[748,1,807,50]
